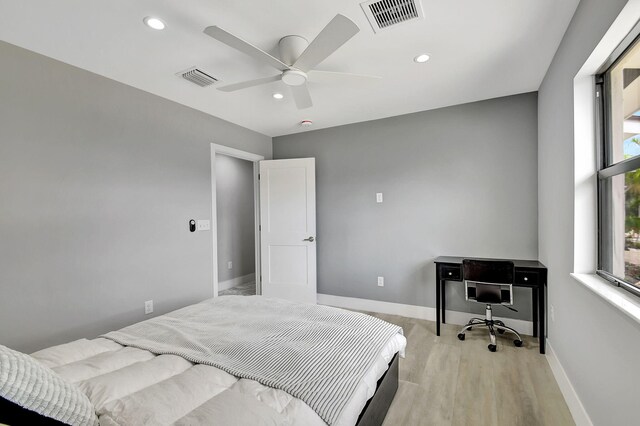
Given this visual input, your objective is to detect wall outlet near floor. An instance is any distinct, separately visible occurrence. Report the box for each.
[377,276,384,287]
[144,300,154,315]
[550,304,555,322]
[227,261,233,269]
[196,219,211,231]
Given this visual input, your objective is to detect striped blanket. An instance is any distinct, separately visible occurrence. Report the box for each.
[102,296,402,425]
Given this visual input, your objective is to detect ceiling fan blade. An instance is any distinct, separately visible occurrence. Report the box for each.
[290,84,313,109]
[292,14,360,72]
[309,70,382,82]
[217,75,282,92]
[204,26,289,72]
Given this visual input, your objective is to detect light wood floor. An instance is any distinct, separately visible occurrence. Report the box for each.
[365,312,574,426]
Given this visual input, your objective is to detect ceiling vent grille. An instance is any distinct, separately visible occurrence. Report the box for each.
[360,0,424,32]
[178,68,218,87]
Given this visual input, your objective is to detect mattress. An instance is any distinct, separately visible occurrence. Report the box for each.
[31,329,406,426]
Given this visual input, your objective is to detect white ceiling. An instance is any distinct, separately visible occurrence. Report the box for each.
[0,0,579,137]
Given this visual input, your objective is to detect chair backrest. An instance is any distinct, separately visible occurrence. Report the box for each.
[463,259,514,305]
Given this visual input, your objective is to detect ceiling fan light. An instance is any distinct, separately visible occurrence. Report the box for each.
[282,70,308,86]
[143,17,166,30]
[414,54,430,63]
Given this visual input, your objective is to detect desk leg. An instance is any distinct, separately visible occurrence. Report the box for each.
[441,281,446,324]
[538,285,546,354]
[532,288,538,338]
[436,278,441,336]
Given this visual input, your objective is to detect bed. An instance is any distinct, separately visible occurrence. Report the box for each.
[1,296,406,426]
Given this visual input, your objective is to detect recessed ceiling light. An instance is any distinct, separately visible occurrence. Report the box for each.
[273,93,284,100]
[300,120,313,127]
[143,17,166,30]
[414,54,430,63]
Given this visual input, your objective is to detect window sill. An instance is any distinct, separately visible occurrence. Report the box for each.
[571,273,640,325]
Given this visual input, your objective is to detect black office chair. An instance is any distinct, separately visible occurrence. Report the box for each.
[457,259,523,352]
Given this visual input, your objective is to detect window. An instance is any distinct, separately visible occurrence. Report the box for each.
[597,32,640,298]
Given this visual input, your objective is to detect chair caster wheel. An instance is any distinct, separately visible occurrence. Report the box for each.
[457,333,465,341]
[467,326,472,330]
[514,339,523,347]
[497,329,505,334]
[488,344,497,352]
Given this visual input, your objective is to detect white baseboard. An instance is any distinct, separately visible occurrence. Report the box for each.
[316,293,534,335]
[317,293,433,320]
[545,341,593,426]
[218,273,255,291]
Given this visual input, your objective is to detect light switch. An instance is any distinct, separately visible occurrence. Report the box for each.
[376,193,383,203]
[197,220,211,231]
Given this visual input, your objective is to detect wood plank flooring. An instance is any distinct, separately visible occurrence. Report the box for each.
[364,312,574,426]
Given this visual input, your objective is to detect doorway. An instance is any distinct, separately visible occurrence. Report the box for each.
[210,144,263,297]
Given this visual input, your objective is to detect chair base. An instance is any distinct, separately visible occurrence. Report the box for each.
[457,305,523,352]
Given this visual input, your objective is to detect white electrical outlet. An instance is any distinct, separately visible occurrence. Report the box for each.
[376,193,383,203]
[196,220,211,231]
[144,300,154,315]
[377,276,384,287]
[550,304,555,322]
[227,261,233,269]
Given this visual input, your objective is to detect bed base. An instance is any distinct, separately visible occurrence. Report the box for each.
[0,396,67,425]
[356,352,399,426]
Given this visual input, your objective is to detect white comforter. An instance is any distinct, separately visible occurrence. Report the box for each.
[31,333,405,426]
[102,296,404,425]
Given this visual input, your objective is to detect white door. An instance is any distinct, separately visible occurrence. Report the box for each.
[259,158,316,303]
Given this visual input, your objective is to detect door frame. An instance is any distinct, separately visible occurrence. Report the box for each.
[210,143,264,297]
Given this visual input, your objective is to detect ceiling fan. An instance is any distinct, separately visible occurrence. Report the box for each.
[203,14,380,109]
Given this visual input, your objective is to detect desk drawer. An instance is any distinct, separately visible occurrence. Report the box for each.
[515,270,539,285]
[440,265,462,281]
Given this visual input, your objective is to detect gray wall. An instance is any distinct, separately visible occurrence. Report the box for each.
[0,41,271,353]
[538,0,640,424]
[274,93,538,321]
[215,154,255,282]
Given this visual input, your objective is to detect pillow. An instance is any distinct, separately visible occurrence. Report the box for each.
[0,344,99,426]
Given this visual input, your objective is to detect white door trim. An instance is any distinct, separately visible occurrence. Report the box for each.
[210,143,264,297]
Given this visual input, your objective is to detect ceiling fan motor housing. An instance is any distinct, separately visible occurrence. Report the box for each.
[278,35,309,65]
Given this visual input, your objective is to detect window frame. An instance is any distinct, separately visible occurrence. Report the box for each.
[596,26,640,298]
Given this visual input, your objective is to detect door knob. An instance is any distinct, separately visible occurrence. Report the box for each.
[303,236,315,242]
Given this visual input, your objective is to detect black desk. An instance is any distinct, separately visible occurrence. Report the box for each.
[434,256,547,354]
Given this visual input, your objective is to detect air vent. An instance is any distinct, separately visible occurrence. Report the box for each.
[360,0,424,33]
[178,68,218,87]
